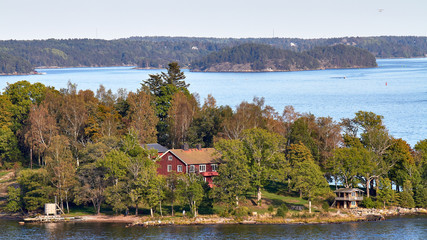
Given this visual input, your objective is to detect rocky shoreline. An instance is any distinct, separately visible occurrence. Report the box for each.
[2,207,425,226]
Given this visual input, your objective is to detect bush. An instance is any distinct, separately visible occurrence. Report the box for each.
[276,204,289,217]
[232,207,250,218]
[268,205,274,213]
[322,202,330,212]
[361,197,377,208]
[399,191,415,208]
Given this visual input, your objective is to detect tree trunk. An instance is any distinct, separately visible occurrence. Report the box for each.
[299,189,302,198]
[288,178,291,193]
[257,186,262,206]
[171,200,174,216]
[309,200,312,213]
[236,196,239,206]
[150,208,153,217]
[135,203,138,216]
[97,202,101,215]
[366,178,371,198]
[160,201,163,217]
[65,192,70,214]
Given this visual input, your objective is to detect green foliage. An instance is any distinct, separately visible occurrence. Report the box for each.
[399,191,415,208]
[0,52,34,74]
[276,204,289,217]
[377,178,395,207]
[322,202,330,212]
[177,173,204,217]
[289,143,330,199]
[413,185,427,208]
[361,197,376,208]
[105,182,128,214]
[242,128,287,204]
[232,206,251,218]
[213,139,250,207]
[191,43,376,72]
[18,168,53,211]
[5,186,22,212]
[0,126,22,168]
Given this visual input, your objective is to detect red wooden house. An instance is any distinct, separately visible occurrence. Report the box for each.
[155,144,220,187]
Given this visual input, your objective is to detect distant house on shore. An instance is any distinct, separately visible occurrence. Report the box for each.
[332,188,364,208]
[146,143,220,187]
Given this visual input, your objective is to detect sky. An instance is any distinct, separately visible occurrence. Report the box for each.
[1,0,426,40]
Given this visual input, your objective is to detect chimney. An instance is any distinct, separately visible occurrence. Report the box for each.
[182,143,189,151]
[196,144,202,150]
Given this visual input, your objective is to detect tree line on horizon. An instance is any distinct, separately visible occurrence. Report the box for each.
[1,63,426,216]
[190,43,377,71]
[0,36,426,74]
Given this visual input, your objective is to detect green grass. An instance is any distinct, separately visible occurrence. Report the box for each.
[261,190,308,206]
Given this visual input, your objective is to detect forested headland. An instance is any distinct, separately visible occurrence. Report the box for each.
[0,52,34,75]
[190,44,377,72]
[0,63,426,219]
[0,36,425,73]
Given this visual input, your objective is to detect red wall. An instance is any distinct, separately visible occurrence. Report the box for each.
[156,152,187,175]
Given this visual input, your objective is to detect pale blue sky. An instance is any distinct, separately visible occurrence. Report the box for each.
[1,0,426,40]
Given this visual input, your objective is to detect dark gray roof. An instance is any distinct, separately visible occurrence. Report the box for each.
[334,188,364,193]
[145,143,168,153]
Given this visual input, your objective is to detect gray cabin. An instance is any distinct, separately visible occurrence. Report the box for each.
[333,188,364,208]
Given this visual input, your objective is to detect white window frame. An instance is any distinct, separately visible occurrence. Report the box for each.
[168,155,173,161]
[211,164,218,172]
[167,165,172,172]
[199,164,206,172]
[351,201,356,206]
[351,192,355,197]
[189,165,195,173]
[177,165,183,172]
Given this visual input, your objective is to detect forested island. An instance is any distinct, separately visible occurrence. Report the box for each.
[0,63,425,223]
[0,36,425,74]
[0,52,34,75]
[190,44,377,72]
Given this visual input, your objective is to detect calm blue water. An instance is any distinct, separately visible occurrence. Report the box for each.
[1,58,426,146]
[1,216,426,239]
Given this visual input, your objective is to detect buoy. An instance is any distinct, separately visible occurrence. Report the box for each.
[385,82,387,86]
[19,222,25,225]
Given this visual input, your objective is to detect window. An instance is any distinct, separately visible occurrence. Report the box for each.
[351,201,356,206]
[177,165,182,172]
[167,165,172,172]
[351,192,355,197]
[199,165,206,172]
[211,164,218,172]
[189,165,195,173]
[168,155,173,161]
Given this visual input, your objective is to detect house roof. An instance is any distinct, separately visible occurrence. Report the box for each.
[334,188,364,193]
[145,143,168,153]
[169,148,220,165]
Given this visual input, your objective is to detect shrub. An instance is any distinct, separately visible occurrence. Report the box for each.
[268,205,274,213]
[276,204,289,217]
[361,197,377,208]
[232,207,250,218]
[399,191,415,208]
[322,202,330,212]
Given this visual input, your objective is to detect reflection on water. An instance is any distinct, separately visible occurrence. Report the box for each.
[1,216,425,240]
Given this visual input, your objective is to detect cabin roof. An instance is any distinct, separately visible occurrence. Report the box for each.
[169,148,220,165]
[145,143,168,153]
[334,188,364,193]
